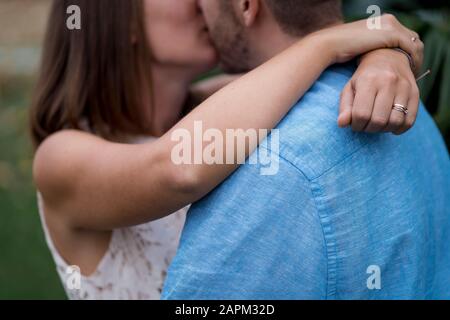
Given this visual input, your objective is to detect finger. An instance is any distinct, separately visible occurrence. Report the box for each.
[338,82,354,128]
[414,39,424,76]
[351,82,377,132]
[384,83,410,133]
[364,86,396,133]
[386,105,406,133]
[410,31,424,73]
[394,84,420,135]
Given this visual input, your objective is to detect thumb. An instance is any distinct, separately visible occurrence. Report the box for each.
[338,82,354,128]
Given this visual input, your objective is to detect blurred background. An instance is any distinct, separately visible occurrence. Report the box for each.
[0,0,449,299]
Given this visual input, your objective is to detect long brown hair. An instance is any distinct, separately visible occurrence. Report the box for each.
[30,0,154,147]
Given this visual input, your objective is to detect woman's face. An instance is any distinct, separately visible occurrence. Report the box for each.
[143,0,218,74]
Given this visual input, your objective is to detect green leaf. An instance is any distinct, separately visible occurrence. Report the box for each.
[418,30,447,100]
[435,42,450,133]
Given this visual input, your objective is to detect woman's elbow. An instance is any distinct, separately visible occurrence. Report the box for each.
[168,165,204,198]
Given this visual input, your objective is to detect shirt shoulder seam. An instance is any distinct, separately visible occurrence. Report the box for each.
[258,145,332,299]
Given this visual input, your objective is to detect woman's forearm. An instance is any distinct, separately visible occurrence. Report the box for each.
[156,36,333,197]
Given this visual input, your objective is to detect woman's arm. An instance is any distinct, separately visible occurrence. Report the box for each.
[192,50,421,135]
[192,17,422,135]
[35,35,333,230]
[190,74,243,105]
[34,15,423,231]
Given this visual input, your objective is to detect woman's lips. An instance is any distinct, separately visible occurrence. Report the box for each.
[200,20,209,32]
[201,25,210,37]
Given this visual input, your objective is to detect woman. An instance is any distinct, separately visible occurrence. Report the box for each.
[31,0,423,299]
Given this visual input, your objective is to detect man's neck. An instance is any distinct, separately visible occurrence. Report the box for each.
[253,32,300,66]
[252,20,343,67]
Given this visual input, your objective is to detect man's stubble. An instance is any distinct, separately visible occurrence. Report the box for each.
[208,3,252,74]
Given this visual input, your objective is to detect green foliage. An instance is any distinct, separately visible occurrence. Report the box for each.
[344,0,450,147]
[0,76,66,299]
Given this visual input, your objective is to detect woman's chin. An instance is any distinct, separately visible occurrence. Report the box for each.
[206,50,220,68]
[196,49,220,72]
[199,34,220,64]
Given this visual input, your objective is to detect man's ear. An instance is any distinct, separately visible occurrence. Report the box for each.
[237,0,260,27]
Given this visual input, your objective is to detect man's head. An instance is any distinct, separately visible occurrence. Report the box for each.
[198,0,343,73]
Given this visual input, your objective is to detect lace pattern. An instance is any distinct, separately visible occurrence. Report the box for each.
[38,192,187,300]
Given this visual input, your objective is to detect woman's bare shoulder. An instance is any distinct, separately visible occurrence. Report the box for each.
[33,130,106,204]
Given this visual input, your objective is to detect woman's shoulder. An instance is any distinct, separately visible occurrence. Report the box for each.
[33,130,104,205]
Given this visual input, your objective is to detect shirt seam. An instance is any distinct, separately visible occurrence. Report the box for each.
[309,143,369,181]
[259,142,367,298]
[258,145,334,299]
[309,180,338,299]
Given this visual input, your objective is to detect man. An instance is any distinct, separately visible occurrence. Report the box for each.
[162,0,450,299]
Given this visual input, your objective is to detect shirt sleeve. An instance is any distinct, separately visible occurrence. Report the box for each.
[162,151,328,300]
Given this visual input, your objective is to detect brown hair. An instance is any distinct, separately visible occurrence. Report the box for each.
[265,0,343,36]
[30,0,154,148]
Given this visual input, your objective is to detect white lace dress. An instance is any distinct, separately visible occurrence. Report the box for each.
[37,135,188,300]
[38,194,188,300]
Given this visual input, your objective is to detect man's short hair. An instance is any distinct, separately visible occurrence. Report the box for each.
[264,0,343,36]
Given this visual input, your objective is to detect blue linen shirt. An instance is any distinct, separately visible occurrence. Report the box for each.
[162,64,450,300]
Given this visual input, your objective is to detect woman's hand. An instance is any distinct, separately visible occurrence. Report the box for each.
[338,49,421,134]
[309,14,423,134]
[312,14,424,75]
